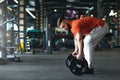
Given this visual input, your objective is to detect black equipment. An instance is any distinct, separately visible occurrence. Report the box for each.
[66,54,74,68]
[66,54,88,75]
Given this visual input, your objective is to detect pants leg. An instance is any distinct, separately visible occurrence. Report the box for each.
[83,23,109,68]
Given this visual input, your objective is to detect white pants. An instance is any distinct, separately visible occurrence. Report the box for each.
[83,23,109,68]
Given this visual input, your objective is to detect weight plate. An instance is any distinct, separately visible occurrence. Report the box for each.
[65,54,75,68]
[69,58,88,75]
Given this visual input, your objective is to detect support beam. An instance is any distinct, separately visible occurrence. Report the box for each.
[45,16,52,54]
[35,0,40,30]
[117,0,120,46]
[40,0,44,32]
[0,1,7,61]
[97,0,104,18]
[18,0,25,53]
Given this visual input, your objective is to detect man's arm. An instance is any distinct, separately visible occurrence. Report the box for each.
[72,37,78,56]
[75,32,84,60]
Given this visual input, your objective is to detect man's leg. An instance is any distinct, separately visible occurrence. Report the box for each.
[83,23,109,73]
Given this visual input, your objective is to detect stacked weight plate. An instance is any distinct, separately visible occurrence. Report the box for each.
[66,54,88,75]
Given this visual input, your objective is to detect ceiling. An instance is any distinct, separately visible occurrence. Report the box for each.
[7,0,118,11]
[6,0,118,20]
[3,0,118,29]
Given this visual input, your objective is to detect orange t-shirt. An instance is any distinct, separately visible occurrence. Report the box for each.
[70,17,105,36]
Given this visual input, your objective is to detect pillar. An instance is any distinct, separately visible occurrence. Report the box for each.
[18,0,25,53]
[35,0,40,30]
[45,16,52,54]
[0,1,7,60]
[97,0,104,18]
[117,0,120,46]
[40,0,44,32]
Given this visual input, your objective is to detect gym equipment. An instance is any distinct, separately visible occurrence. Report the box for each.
[66,54,88,75]
[0,1,7,61]
[26,30,43,54]
[7,56,22,62]
[14,56,22,62]
[65,54,74,68]
[0,1,22,63]
[5,17,22,60]
[69,57,88,75]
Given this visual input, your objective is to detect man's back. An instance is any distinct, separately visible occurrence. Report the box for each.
[70,17,105,36]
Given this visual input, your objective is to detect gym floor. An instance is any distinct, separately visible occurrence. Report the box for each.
[0,48,120,80]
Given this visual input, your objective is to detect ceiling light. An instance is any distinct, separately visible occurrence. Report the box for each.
[14,0,18,4]
[25,9,36,19]
[0,0,5,3]
[54,9,57,12]
[7,7,13,11]
[109,10,117,16]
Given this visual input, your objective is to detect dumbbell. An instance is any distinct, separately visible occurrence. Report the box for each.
[65,54,75,68]
[66,54,88,75]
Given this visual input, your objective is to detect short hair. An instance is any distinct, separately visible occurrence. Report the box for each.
[57,16,65,27]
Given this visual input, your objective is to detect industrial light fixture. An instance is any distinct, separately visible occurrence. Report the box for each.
[0,0,5,3]
[14,0,36,19]
[25,8,36,19]
[7,6,13,11]
[67,0,80,2]
[14,0,18,4]
[54,9,57,12]
[109,10,117,16]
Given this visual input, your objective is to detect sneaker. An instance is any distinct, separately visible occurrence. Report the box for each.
[85,68,94,74]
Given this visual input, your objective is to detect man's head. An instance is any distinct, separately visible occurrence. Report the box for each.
[57,16,71,30]
[57,16,65,27]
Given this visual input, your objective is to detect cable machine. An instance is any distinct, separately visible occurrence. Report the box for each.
[0,1,7,63]
[0,1,21,63]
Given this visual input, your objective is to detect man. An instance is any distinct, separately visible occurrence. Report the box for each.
[57,16,109,74]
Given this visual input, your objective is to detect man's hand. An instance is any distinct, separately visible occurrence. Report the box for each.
[72,51,78,56]
[76,53,82,60]
[72,52,83,60]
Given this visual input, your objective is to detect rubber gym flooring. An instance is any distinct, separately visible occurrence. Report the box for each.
[0,48,120,80]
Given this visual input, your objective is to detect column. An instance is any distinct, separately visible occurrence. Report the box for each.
[35,0,40,30]
[18,0,25,53]
[97,0,104,18]
[117,0,120,46]
[0,1,7,60]
[40,0,44,32]
[45,16,52,54]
